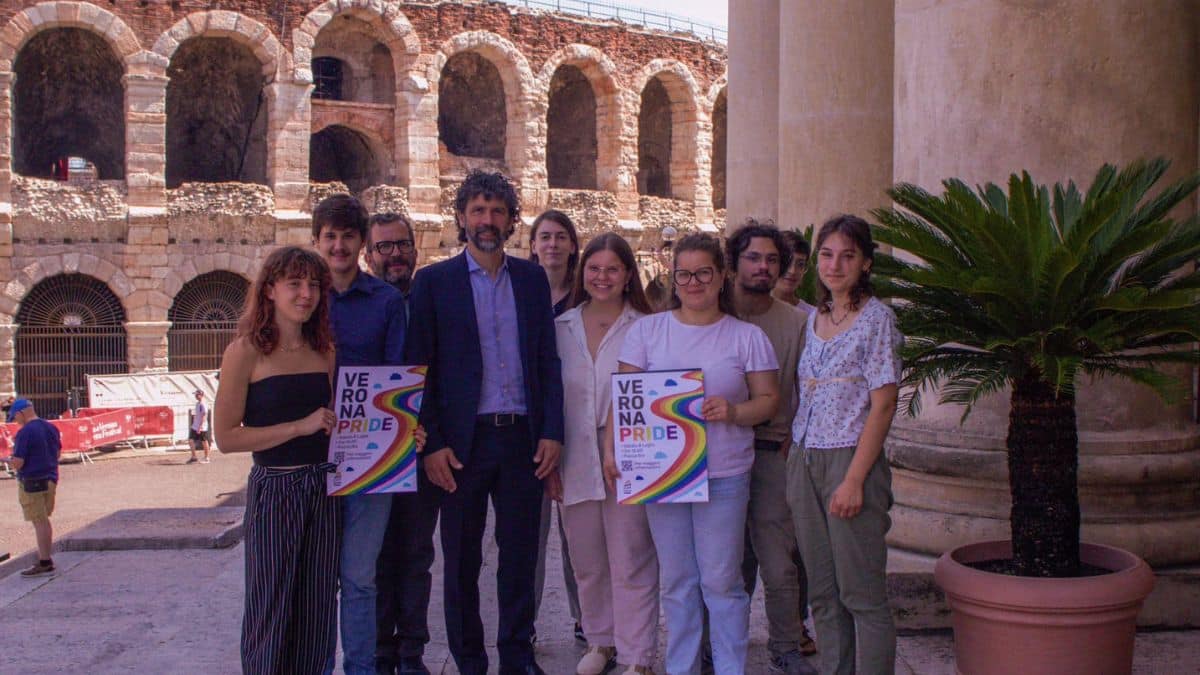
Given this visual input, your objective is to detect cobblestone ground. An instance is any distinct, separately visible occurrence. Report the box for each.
[0,445,252,558]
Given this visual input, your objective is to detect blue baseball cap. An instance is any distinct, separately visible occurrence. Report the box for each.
[7,398,31,422]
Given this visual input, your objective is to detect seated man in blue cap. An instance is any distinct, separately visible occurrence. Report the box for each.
[8,398,62,576]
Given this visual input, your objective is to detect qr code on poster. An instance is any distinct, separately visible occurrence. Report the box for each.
[621,460,633,472]
[333,452,345,464]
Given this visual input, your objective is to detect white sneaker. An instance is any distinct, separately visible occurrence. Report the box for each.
[576,645,616,675]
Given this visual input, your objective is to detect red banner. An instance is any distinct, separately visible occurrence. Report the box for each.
[0,406,176,460]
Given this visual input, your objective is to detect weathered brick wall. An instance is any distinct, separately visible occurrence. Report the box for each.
[12,177,127,243]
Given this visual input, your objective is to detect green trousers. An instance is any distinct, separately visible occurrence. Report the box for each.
[787,445,895,675]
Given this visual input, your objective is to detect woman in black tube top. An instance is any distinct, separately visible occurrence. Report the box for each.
[213,245,339,675]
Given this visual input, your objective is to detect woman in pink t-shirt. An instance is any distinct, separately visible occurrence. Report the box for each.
[613,233,780,675]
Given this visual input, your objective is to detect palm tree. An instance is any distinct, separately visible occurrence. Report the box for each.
[871,159,1200,577]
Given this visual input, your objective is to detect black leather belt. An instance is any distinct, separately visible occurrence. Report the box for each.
[754,439,784,452]
[476,413,526,427]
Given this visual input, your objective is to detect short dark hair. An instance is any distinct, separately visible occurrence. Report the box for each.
[726,218,793,274]
[781,229,811,258]
[366,212,414,246]
[454,170,520,243]
[814,214,876,313]
[312,193,368,239]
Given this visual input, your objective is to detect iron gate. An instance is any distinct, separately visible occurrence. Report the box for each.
[15,274,128,418]
[167,271,248,372]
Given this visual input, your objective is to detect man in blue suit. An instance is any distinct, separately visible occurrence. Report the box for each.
[405,170,564,675]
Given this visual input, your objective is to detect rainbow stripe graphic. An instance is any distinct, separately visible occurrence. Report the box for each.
[621,370,707,504]
[330,366,426,496]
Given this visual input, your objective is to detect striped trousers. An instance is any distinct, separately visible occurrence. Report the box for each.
[241,463,341,675]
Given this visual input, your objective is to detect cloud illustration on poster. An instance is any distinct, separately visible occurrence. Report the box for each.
[374,383,382,389]
[390,373,404,380]
[664,379,678,387]
[635,475,645,481]
[367,443,379,450]
[654,451,668,459]
[648,390,659,396]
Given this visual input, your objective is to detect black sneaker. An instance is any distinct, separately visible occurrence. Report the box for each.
[397,656,431,675]
[769,649,818,675]
[574,622,586,643]
[20,560,54,577]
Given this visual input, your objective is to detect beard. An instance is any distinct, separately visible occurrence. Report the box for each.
[469,225,509,252]
[741,278,773,295]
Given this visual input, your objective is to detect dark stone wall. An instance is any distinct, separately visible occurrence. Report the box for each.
[711,88,727,210]
[438,51,506,160]
[637,77,671,198]
[546,65,597,189]
[165,37,268,187]
[13,28,125,180]
[310,125,381,193]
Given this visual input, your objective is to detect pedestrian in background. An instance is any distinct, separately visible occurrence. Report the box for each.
[9,398,62,577]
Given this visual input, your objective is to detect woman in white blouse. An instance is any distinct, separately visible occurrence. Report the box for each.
[614,233,780,675]
[787,215,902,675]
[556,233,658,675]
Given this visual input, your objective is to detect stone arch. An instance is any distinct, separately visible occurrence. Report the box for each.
[431,32,537,182]
[292,0,421,86]
[537,44,625,193]
[164,36,270,187]
[162,253,255,302]
[629,60,706,204]
[11,27,126,180]
[7,253,134,317]
[309,123,391,193]
[152,11,287,83]
[167,270,250,372]
[707,78,728,212]
[0,2,142,67]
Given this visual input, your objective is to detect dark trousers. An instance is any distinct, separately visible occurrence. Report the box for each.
[376,469,442,666]
[241,464,340,675]
[439,422,543,675]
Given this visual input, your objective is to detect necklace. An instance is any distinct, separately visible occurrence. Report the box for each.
[278,341,306,352]
[828,304,852,326]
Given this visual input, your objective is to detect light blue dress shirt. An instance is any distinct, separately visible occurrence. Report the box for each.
[466,251,527,415]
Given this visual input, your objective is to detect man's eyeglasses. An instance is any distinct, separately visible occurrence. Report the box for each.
[373,239,414,255]
[672,267,716,286]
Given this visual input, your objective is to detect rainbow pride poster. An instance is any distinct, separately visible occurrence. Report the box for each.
[327,365,425,496]
[612,369,707,504]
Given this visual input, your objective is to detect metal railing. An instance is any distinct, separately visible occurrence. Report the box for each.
[503,0,727,43]
[15,326,128,419]
[168,322,239,373]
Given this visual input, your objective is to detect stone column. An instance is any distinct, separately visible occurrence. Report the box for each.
[124,52,169,210]
[125,321,171,373]
[0,70,14,276]
[396,69,440,220]
[776,0,894,228]
[613,88,641,225]
[266,81,313,212]
[726,0,780,229]
[0,322,16,398]
[888,0,1200,618]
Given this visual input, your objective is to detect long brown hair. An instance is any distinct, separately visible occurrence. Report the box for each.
[238,246,335,354]
[814,214,875,313]
[529,209,580,283]
[570,232,653,314]
[668,233,737,316]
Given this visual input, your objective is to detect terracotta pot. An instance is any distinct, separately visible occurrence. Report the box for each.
[934,540,1155,675]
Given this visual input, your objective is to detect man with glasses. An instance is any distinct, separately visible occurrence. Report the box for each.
[312,194,408,675]
[726,221,817,675]
[366,212,441,675]
[367,213,419,297]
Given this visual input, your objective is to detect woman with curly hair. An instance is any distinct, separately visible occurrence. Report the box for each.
[214,245,339,674]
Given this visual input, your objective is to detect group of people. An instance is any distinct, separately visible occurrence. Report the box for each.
[213,168,903,675]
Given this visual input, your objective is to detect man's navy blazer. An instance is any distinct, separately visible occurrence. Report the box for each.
[405,251,565,463]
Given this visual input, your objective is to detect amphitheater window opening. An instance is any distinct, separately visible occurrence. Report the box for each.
[12,28,125,181]
[711,88,727,211]
[313,17,395,104]
[15,273,128,419]
[546,65,598,190]
[310,125,384,193]
[168,271,249,372]
[166,37,268,188]
[438,52,507,159]
[313,57,346,101]
[637,77,672,198]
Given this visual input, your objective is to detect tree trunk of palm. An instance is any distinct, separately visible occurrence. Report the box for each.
[1007,375,1081,577]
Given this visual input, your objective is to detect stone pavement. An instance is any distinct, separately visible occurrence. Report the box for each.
[0,508,1197,674]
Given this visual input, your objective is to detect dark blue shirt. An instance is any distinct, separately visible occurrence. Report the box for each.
[329,271,407,370]
[13,418,61,482]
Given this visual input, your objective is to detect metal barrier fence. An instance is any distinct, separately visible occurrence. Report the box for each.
[504,0,727,43]
[14,326,128,419]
